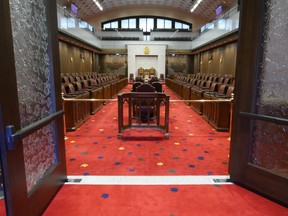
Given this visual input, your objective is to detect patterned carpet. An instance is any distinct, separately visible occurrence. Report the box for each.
[64,84,231,176]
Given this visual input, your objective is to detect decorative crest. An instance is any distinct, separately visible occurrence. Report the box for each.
[144,46,150,55]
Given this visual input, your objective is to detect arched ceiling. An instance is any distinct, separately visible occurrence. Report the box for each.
[57,0,237,22]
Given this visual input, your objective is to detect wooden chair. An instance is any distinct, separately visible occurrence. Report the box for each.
[136,83,155,92]
[135,83,156,123]
[151,82,163,92]
[131,82,143,92]
[216,86,234,98]
[135,77,144,82]
[149,76,159,84]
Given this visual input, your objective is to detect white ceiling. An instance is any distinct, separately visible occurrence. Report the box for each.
[57,0,237,21]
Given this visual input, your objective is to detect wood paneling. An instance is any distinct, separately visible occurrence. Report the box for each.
[199,42,237,76]
[211,47,223,75]
[222,43,237,76]
[58,32,237,78]
[100,54,127,75]
[193,53,201,73]
[59,41,93,74]
[81,49,93,73]
[200,52,209,74]
[59,42,71,74]
[167,55,192,75]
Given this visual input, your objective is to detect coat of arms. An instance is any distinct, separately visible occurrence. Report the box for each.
[144,46,150,55]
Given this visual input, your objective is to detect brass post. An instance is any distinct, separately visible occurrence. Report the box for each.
[228,93,234,140]
[62,92,67,135]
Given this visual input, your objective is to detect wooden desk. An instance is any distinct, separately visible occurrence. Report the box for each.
[118,92,170,139]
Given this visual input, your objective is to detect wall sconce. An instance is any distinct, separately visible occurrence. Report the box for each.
[208,56,213,63]
[70,57,73,62]
[80,54,85,63]
[220,58,223,63]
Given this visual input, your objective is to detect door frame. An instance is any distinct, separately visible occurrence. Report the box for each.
[0,0,67,215]
[229,0,288,206]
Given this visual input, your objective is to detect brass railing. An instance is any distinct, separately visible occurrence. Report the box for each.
[62,94,234,139]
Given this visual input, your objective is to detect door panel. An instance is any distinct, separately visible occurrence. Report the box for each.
[230,0,288,206]
[250,120,288,177]
[0,0,66,215]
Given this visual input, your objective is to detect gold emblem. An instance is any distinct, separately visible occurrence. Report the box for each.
[144,46,150,55]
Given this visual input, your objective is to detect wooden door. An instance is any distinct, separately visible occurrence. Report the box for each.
[230,0,288,206]
[0,0,67,215]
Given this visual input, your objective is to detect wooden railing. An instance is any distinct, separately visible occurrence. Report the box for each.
[62,78,127,131]
[117,92,170,139]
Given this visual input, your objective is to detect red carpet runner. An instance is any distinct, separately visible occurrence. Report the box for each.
[65,84,231,176]
[44,184,288,216]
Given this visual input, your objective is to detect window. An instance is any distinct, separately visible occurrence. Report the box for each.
[206,23,214,30]
[183,24,189,29]
[147,18,153,32]
[60,18,68,29]
[164,20,172,29]
[157,19,164,28]
[121,18,137,29]
[139,18,147,31]
[217,19,226,29]
[79,21,88,28]
[225,19,233,31]
[67,18,76,28]
[88,24,93,32]
[129,18,136,28]
[103,23,110,29]
[111,21,118,28]
[102,17,192,31]
[140,18,154,32]
[200,25,206,33]
[121,19,128,28]
[175,22,182,29]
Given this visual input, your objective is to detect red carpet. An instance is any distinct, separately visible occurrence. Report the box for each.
[44,84,288,215]
[65,84,230,176]
[0,200,5,216]
[44,184,288,216]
